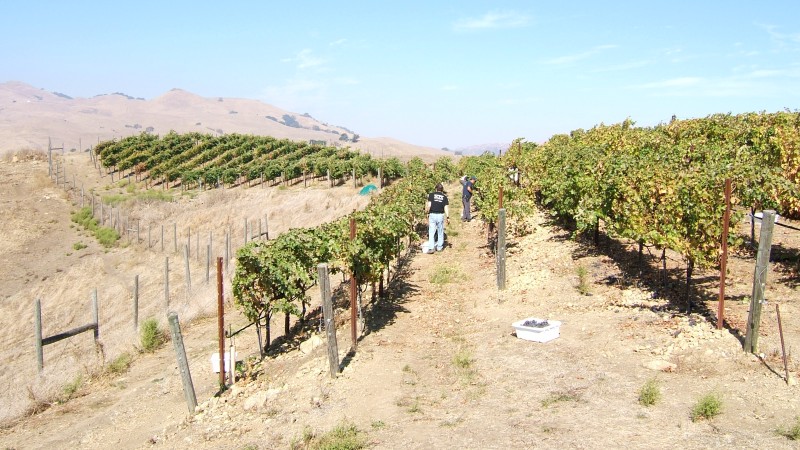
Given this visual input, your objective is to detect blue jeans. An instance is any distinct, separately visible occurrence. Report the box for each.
[428,213,445,251]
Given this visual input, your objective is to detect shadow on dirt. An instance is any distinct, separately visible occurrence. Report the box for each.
[259,244,419,373]
[538,213,762,336]
[363,247,417,336]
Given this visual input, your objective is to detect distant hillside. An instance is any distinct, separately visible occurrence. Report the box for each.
[448,142,510,156]
[0,81,448,160]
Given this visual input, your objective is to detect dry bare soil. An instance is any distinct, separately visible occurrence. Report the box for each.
[1,149,800,449]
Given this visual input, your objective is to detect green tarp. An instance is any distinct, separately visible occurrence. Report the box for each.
[359,184,378,195]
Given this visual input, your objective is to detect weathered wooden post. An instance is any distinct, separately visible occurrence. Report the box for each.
[318,263,339,377]
[217,257,225,390]
[350,218,358,350]
[47,139,52,177]
[718,179,732,329]
[225,231,230,271]
[497,208,506,290]
[744,210,776,353]
[164,257,170,309]
[168,313,197,414]
[133,275,139,330]
[183,245,191,293]
[92,289,99,341]
[35,298,43,373]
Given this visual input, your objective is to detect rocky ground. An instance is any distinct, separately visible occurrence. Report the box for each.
[1,153,800,449]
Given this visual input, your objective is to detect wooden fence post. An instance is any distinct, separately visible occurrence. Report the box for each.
[92,289,99,341]
[225,231,230,271]
[744,210,775,353]
[217,257,225,390]
[718,179,732,329]
[349,218,358,350]
[133,275,139,330]
[35,299,43,373]
[183,245,191,293]
[165,257,170,309]
[318,263,340,377]
[168,313,197,414]
[497,208,506,290]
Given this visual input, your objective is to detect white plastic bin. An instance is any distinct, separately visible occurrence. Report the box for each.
[512,318,561,343]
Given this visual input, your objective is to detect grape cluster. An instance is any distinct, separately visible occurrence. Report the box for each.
[522,319,549,328]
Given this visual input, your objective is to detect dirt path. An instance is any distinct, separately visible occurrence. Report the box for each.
[2,171,800,449]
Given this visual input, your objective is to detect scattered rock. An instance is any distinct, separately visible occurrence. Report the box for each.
[299,335,323,354]
[243,392,268,411]
[644,360,677,372]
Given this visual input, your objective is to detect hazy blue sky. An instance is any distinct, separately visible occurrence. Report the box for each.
[2,1,799,149]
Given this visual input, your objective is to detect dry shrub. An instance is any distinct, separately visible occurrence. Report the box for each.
[1,148,46,162]
[33,170,53,190]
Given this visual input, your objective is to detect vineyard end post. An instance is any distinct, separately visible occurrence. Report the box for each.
[217,257,225,390]
[318,263,340,377]
[497,208,506,290]
[168,312,197,414]
[717,179,732,330]
[349,218,358,350]
[744,210,775,354]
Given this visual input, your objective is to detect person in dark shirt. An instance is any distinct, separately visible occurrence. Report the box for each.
[460,176,477,221]
[425,183,449,252]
